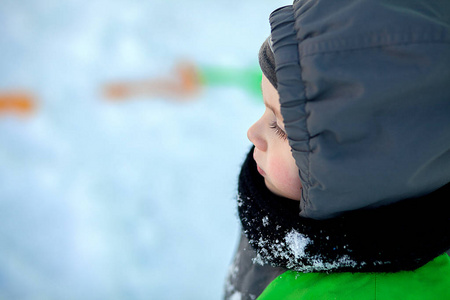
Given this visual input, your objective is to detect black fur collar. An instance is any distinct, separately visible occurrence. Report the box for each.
[238,147,450,273]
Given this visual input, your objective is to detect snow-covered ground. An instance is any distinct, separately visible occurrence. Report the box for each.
[0,0,289,299]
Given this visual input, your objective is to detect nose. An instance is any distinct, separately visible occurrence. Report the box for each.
[247,119,267,151]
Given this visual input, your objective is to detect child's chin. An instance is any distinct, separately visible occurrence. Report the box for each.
[265,180,301,201]
[264,180,281,196]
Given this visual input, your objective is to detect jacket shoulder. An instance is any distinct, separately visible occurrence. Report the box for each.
[257,254,450,300]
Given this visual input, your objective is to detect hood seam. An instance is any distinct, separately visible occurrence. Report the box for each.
[301,39,450,58]
[296,23,313,217]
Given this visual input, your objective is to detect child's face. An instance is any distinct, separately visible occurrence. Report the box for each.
[247,74,302,201]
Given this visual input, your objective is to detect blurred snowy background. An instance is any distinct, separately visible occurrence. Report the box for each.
[0,0,289,299]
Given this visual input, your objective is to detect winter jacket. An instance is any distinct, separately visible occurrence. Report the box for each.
[225,0,450,299]
[258,254,450,299]
[226,234,450,300]
[224,148,450,299]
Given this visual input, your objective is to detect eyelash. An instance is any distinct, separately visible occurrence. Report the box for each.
[269,121,287,140]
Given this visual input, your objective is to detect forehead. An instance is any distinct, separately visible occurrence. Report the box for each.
[261,74,282,119]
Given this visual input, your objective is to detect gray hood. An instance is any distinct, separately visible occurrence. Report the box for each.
[269,0,450,219]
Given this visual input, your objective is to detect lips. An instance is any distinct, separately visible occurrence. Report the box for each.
[253,149,266,176]
[257,165,266,176]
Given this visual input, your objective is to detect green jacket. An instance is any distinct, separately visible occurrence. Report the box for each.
[259,254,450,299]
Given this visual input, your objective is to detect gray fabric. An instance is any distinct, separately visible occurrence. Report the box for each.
[259,38,277,88]
[223,233,286,300]
[269,0,450,219]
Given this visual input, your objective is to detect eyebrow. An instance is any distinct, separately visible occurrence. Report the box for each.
[264,101,281,119]
[261,84,283,120]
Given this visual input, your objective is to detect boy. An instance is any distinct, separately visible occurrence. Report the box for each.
[225,0,450,299]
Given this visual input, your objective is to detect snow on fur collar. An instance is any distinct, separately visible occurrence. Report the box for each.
[238,147,450,273]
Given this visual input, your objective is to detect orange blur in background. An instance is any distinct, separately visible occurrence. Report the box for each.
[0,91,37,115]
[102,62,201,101]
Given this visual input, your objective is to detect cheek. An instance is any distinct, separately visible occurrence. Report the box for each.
[268,156,302,197]
[270,159,294,184]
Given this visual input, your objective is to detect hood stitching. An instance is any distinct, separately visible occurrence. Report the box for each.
[270,5,314,216]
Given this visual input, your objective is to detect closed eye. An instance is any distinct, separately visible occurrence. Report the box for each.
[269,121,287,140]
